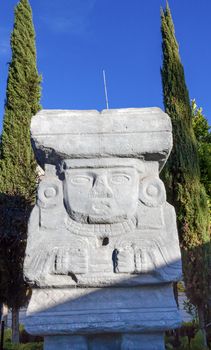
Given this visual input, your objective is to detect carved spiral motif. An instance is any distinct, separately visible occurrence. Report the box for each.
[37,180,60,208]
[139,177,166,207]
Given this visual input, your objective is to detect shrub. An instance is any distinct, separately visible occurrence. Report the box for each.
[165,329,209,349]
[4,343,43,350]
[3,325,43,350]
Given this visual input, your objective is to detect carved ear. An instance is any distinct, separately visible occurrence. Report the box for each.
[139,176,166,207]
[37,179,62,208]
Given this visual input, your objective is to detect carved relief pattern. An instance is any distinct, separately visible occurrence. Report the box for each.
[37,179,61,208]
[23,109,182,343]
[50,247,88,275]
[139,176,166,207]
[24,160,182,288]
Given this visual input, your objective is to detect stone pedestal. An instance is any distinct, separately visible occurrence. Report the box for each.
[25,285,180,333]
[44,333,165,350]
[25,285,180,349]
[24,108,182,349]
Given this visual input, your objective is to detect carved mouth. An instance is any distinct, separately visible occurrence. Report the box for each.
[91,201,111,213]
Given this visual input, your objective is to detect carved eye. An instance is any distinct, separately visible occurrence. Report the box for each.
[110,174,131,184]
[70,176,92,185]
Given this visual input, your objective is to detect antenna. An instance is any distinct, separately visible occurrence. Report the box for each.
[103,69,109,109]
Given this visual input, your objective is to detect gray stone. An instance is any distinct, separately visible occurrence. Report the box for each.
[30,108,172,170]
[25,285,180,335]
[44,334,165,350]
[45,336,87,350]
[121,333,165,350]
[24,160,181,288]
[24,108,182,349]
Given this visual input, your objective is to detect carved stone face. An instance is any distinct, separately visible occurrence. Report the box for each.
[63,162,140,224]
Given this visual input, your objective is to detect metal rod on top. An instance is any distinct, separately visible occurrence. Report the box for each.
[103,69,109,109]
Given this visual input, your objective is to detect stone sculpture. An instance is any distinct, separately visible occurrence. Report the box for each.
[24,108,182,350]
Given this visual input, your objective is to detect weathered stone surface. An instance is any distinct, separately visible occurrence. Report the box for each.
[24,108,182,349]
[24,159,181,288]
[45,336,87,350]
[31,108,172,170]
[44,334,165,350]
[25,285,180,335]
[121,333,165,350]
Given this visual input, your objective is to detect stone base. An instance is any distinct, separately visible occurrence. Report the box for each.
[122,333,165,350]
[44,333,165,350]
[25,284,180,349]
[25,284,180,335]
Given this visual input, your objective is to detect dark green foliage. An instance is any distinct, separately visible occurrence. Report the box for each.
[0,0,41,200]
[4,343,43,350]
[165,329,209,349]
[0,0,41,309]
[160,2,210,323]
[4,326,43,349]
[192,100,211,203]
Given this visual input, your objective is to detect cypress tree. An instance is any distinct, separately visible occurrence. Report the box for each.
[192,100,211,204]
[160,2,210,343]
[0,0,41,342]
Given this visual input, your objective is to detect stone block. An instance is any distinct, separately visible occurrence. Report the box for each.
[24,108,182,349]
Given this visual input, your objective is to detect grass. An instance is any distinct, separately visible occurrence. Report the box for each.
[2,328,43,350]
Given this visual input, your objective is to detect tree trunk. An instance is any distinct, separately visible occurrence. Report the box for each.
[0,319,5,350]
[11,307,19,344]
[198,305,208,348]
[173,282,179,308]
[2,304,8,328]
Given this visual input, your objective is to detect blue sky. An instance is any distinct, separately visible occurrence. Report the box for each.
[0,0,211,132]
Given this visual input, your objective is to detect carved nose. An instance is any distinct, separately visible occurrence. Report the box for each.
[91,175,113,198]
